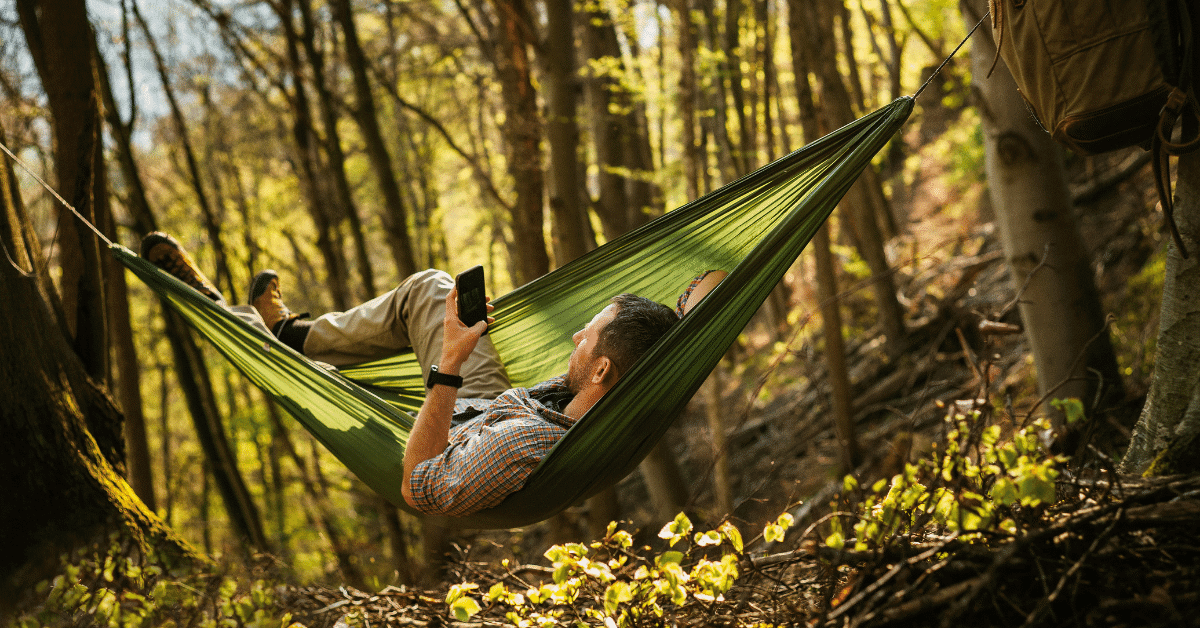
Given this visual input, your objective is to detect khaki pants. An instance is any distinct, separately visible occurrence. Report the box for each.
[232,269,510,399]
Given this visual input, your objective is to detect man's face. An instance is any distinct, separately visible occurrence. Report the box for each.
[566,303,619,394]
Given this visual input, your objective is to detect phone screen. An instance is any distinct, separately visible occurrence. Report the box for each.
[455,265,487,329]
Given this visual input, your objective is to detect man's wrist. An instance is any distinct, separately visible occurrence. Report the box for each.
[427,365,464,389]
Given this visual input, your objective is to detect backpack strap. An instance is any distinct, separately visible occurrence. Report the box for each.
[1152,88,1199,258]
[986,0,1006,79]
[1151,0,1200,258]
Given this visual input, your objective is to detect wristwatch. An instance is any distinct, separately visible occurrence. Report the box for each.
[426,365,464,389]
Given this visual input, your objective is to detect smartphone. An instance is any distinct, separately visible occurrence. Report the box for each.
[455,265,488,329]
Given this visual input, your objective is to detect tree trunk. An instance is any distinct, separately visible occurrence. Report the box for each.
[94,26,270,551]
[487,0,551,286]
[762,0,787,161]
[1122,150,1200,474]
[16,0,108,382]
[674,0,702,201]
[814,224,859,472]
[583,3,632,240]
[697,0,737,183]
[277,0,352,310]
[725,0,750,174]
[263,395,366,587]
[582,3,662,237]
[793,0,907,356]
[107,228,156,511]
[96,39,163,510]
[965,0,1124,447]
[296,0,376,302]
[790,0,859,472]
[161,308,269,554]
[542,0,592,264]
[331,0,419,280]
[704,370,733,517]
[132,1,235,299]
[380,500,416,584]
[0,138,200,609]
[159,366,174,525]
[612,17,664,228]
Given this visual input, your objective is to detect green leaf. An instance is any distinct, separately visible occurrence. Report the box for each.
[487,582,509,603]
[657,551,683,567]
[657,513,693,547]
[718,522,743,552]
[603,582,632,615]
[1052,398,1086,425]
[1017,473,1056,506]
[446,583,478,605]
[990,477,1019,506]
[451,596,481,622]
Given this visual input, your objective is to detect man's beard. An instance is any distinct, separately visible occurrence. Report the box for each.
[565,356,593,395]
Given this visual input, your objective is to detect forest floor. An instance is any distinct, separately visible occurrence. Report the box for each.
[277,137,1200,624]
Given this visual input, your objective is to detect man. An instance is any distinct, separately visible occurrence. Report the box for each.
[142,232,681,517]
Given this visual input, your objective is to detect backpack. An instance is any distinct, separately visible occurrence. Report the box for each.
[989,0,1200,256]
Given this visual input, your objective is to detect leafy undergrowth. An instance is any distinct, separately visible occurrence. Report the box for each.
[23,467,1199,628]
[276,403,1200,627]
[18,384,1200,628]
[11,542,292,628]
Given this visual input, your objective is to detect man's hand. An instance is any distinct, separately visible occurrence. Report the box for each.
[439,286,495,373]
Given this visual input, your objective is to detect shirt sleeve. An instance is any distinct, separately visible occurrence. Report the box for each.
[408,417,564,517]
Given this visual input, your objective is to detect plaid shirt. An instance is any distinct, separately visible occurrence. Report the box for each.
[409,375,576,516]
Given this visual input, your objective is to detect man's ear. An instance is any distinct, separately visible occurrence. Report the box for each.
[591,356,617,386]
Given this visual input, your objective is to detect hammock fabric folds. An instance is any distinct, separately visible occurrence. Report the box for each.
[117,97,913,528]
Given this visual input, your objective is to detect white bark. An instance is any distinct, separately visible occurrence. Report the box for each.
[966,0,1121,433]
[1122,151,1200,474]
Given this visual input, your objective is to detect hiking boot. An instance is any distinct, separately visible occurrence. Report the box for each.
[141,232,226,305]
[248,270,304,334]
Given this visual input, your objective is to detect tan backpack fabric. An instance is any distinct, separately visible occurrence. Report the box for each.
[990,0,1200,255]
[990,0,1173,154]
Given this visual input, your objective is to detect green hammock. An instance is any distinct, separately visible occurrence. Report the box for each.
[116,98,912,528]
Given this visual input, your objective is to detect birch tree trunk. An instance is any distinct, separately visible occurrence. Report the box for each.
[1122,150,1200,474]
[964,0,1123,446]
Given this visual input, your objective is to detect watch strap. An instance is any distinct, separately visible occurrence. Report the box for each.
[427,365,464,389]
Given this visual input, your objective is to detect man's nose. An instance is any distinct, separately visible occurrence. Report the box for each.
[572,329,582,345]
